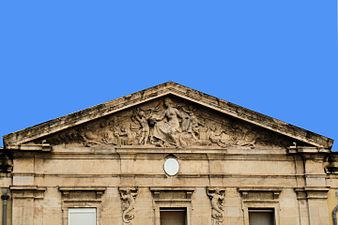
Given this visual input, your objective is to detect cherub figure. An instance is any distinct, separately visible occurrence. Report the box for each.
[135,109,150,145]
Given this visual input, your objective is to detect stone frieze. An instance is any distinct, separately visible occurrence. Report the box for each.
[37,97,295,148]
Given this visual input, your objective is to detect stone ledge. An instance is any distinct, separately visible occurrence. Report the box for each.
[238,187,282,200]
[10,185,46,199]
[59,186,106,200]
[6,144,52,152]
[294,187,329,200]
[150,187,195,200]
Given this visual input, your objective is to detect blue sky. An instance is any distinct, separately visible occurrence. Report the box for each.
[0,1,337,149]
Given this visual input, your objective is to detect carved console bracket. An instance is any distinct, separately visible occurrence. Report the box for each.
[59,187,106,202]
[238,187,282,201]
[294,187,329,200]
[119,187,138,225]
[10,186,46,199]
[207,188,225,225]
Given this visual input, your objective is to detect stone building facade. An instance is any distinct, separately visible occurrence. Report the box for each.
[0,82,337,225]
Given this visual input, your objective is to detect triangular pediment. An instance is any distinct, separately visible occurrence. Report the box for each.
[3,82,333,149]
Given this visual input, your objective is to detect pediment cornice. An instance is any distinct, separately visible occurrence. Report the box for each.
[3,82,333,149]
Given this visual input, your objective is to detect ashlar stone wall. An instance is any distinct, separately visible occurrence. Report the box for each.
[8,144,331,225]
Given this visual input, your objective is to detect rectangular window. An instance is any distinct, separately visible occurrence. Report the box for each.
[160,208,186,225]
[68,208,96,225]
[249,208,275,225]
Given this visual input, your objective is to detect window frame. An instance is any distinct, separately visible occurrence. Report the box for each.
[150,188,194,225]
[159,207,187,225]
[63,205,100,225]
[59,187,105,225]
[248,208,275,225]
[154,203,191,225]
[243,203,279,225]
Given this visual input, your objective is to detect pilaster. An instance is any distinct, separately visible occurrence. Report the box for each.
[10,186,46,225]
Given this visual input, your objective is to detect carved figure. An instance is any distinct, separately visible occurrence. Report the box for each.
[181,110,191,132]
[82,130,102,146]
[207,188,225,225]
[112,125,136,146]
[180,108,200,140]
[150,98,183,147]
[233,124,256,148]
[135,109,150,145]
[42,97,285,148]
[82,123,109,146]
[208,127,234,148]
[189,112,200,139]
[119,187,138,224]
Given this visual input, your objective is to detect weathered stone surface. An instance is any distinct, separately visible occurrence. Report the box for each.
[3,82,333,148]
[32,96,302,149]
[0,82,336,225]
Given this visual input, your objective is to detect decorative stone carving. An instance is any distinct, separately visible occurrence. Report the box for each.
[39,97,295,148]
[150,187,194,200]
[119,187,138,225]
[59,187,106,201]
[237,187,282,201]
[10,186,46,199]
[134,108,151,145]
[207,188,225,225]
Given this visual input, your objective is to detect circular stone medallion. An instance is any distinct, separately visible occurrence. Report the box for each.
[163,157,180,176]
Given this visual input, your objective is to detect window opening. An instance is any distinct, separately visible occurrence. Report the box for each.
[68,208,96,225]
[160,207,187,225]
[249,208,275,225]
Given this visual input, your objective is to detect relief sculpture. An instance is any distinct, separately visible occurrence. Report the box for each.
[134,108,150,145]
[40,96,294,148]
[207,188,225,225]
[150,98,182,146]
[119,187,138,225]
